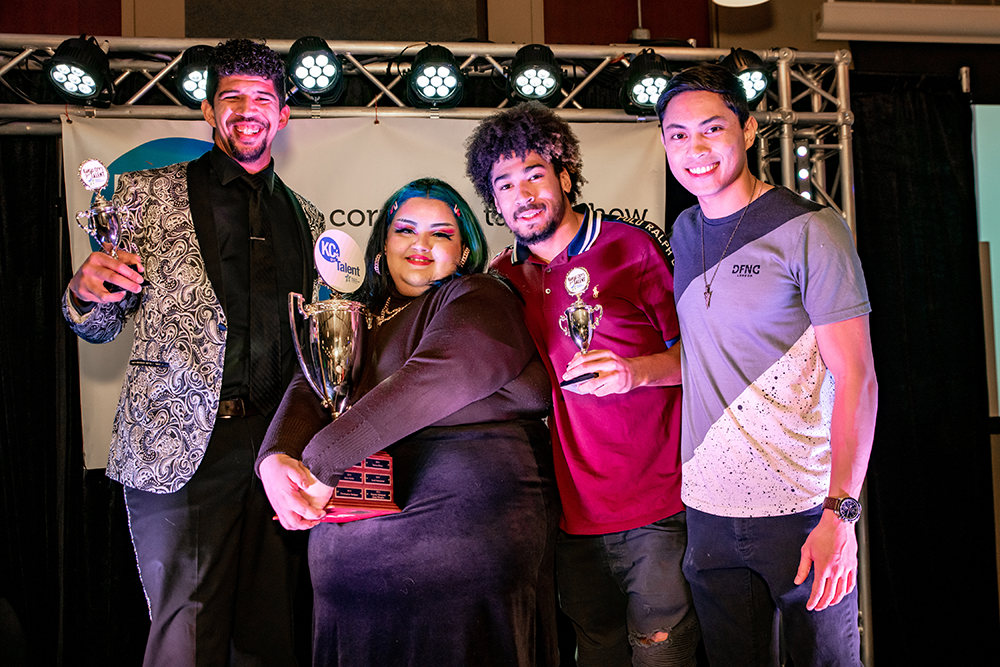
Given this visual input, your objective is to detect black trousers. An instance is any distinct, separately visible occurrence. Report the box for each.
[124,414,305,667]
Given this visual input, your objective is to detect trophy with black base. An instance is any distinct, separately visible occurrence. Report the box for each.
[76,158,138,293]
[558,267,603,392]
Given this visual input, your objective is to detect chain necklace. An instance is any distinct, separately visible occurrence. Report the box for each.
[701,179,758,309]
[375,297,411,326]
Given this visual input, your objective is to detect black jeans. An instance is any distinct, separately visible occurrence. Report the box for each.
[684,505,861,667]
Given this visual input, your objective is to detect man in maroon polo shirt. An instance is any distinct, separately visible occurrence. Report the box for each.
[466,102,698,666]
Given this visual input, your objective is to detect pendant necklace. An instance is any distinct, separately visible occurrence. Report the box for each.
[701,179,758,309]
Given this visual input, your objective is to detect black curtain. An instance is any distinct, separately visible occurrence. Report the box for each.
[0,135,149,667]
[0,134,80,666]
[852,73,1000,663]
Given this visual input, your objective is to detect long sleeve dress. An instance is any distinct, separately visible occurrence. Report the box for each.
[258,273,560,667]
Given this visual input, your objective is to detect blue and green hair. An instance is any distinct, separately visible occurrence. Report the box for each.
[352,178,488,309]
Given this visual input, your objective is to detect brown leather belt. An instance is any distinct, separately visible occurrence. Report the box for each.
[217,398,259,418]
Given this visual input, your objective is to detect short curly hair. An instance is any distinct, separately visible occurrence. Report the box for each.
[205,39,287,105]
[465,101,585,221]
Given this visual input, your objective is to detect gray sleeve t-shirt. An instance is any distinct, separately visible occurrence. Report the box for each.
[671,187,871,517]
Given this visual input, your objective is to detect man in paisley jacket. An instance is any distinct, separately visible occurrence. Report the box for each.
[62,40,324,667]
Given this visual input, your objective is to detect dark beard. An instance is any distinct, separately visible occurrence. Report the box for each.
[222,118,269,166]
[510,197,565,247]
[223,132,267,165]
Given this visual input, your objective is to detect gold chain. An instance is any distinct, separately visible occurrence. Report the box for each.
[375,297,411,326]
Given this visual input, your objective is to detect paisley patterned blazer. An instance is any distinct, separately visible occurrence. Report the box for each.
[63,157,325,493]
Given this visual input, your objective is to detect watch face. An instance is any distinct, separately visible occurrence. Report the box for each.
[839,497,862,523]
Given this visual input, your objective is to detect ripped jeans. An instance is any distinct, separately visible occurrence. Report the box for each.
[556,511,700,667]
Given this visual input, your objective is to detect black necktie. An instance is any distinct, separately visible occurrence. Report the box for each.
[243,173,281,415]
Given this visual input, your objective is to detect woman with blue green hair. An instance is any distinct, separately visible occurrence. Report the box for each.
[349,177,489,310]
[258,177,559,666]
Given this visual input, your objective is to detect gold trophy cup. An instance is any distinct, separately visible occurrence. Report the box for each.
[290,230,401,522]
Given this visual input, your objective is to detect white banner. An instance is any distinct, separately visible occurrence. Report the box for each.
[62,114,666,468]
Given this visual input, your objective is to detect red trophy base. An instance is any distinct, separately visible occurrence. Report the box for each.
[321,451,401,523]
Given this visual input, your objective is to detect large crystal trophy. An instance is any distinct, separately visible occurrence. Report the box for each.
[76,158,137,292]
[290,230,401,523]
[558,267,603,389]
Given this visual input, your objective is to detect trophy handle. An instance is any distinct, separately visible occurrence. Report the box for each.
[75,211,95,237]
[558,312,569,336]
[289,292,325,400]
[592,304,603,328]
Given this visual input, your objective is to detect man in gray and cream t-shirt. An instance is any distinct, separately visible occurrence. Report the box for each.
[656,64,878,667]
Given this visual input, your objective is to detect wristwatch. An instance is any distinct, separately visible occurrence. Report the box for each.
[823,496,862,523]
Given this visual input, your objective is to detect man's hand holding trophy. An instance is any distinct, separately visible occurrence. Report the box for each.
[69,159,144,304]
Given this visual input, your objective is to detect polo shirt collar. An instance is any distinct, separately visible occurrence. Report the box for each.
[209,145,276,193]
[510,204,602,265]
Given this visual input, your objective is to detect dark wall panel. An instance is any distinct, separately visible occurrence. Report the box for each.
[544,0,709,47]
[186,0,482,42]
[852,41,1000,106]
[0,0,120,37]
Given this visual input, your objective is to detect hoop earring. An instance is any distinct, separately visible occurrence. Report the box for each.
[374,252,382,275]
[459,246,470,268]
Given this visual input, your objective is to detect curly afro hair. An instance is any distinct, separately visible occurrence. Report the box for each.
[465,101,586,221]
[205,39,287,105]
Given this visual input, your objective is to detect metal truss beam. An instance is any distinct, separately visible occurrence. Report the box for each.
[0,35,856,227]
[0,37,854,220]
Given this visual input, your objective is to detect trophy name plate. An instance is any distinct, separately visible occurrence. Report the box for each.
[322,451,400,523]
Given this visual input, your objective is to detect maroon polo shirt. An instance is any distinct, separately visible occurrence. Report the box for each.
[492,205,684,534]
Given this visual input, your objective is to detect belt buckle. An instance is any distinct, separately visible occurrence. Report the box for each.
[217,398,246,418]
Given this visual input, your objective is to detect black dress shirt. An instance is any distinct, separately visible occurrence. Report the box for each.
[201,147,307,402]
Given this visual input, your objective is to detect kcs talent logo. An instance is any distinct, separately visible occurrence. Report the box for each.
[318,236,341,263]
[318,236,361,279]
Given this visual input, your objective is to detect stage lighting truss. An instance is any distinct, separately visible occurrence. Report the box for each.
[621,49,670,115]
[407,45,464,108]
[2,38,857,234]
[508,44,562,105]
[720,47,771,103]
[288,37,344,105]
[175,45,213,108]
[44,36,111,105]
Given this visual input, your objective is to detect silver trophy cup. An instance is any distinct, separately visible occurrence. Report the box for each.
[289,293,370,419]
[290,230,401,522]
[77,199,123,255]
[289,293,401,522]
[76,159,131,260]
[559,299,603,355]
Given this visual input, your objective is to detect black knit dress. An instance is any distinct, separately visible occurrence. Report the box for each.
[259,274,559,666]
